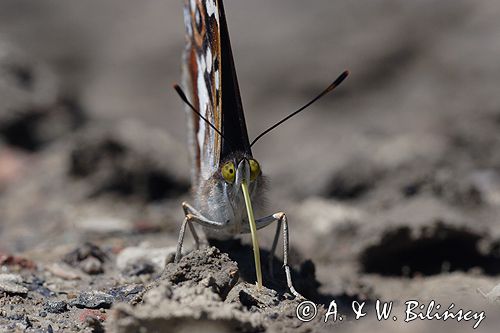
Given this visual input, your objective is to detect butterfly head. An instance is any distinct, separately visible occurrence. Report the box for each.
[220,153,261,190]
[207,152,264,227]
[197,152,265,229]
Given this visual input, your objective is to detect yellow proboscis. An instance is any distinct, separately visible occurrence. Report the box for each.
[241,180,263,289]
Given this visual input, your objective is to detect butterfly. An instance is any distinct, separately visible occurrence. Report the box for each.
[174,0,348,298]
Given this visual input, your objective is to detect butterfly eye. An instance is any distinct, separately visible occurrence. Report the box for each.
[221,161,236,183]
[249,159,261,182]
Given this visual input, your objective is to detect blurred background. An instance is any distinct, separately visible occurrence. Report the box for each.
[1,0,500,332]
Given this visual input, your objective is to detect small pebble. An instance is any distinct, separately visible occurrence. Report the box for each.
[80,257,104,275]
[108,284,144,303]
[0,274,28,295]
[26,276,54,297]
[84,315,105,333]
[71,291,114,309]
[63,243,107,266]
[122,260,155,277]
[116,246,176,273]
[79,309,107,323]
[46,263,82,280]
[44,300,68,314]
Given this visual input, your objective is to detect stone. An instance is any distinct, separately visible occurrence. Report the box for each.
[71,291,114,309]
[116,246,176,273]
[0,274,28,295]
[44,300,68,314]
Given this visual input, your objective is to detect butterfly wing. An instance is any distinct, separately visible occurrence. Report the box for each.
[183,0,222,188]
[216,0,252,161]
[182,0,252,189]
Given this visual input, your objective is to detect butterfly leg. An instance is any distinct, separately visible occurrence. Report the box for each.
[254,212,304,299]
[175,203,226,263]
[269,219,281,279]
[181,202,202,249]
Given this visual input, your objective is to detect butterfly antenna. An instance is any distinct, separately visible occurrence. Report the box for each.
[250,70,349,147]
[174,84,228,142]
